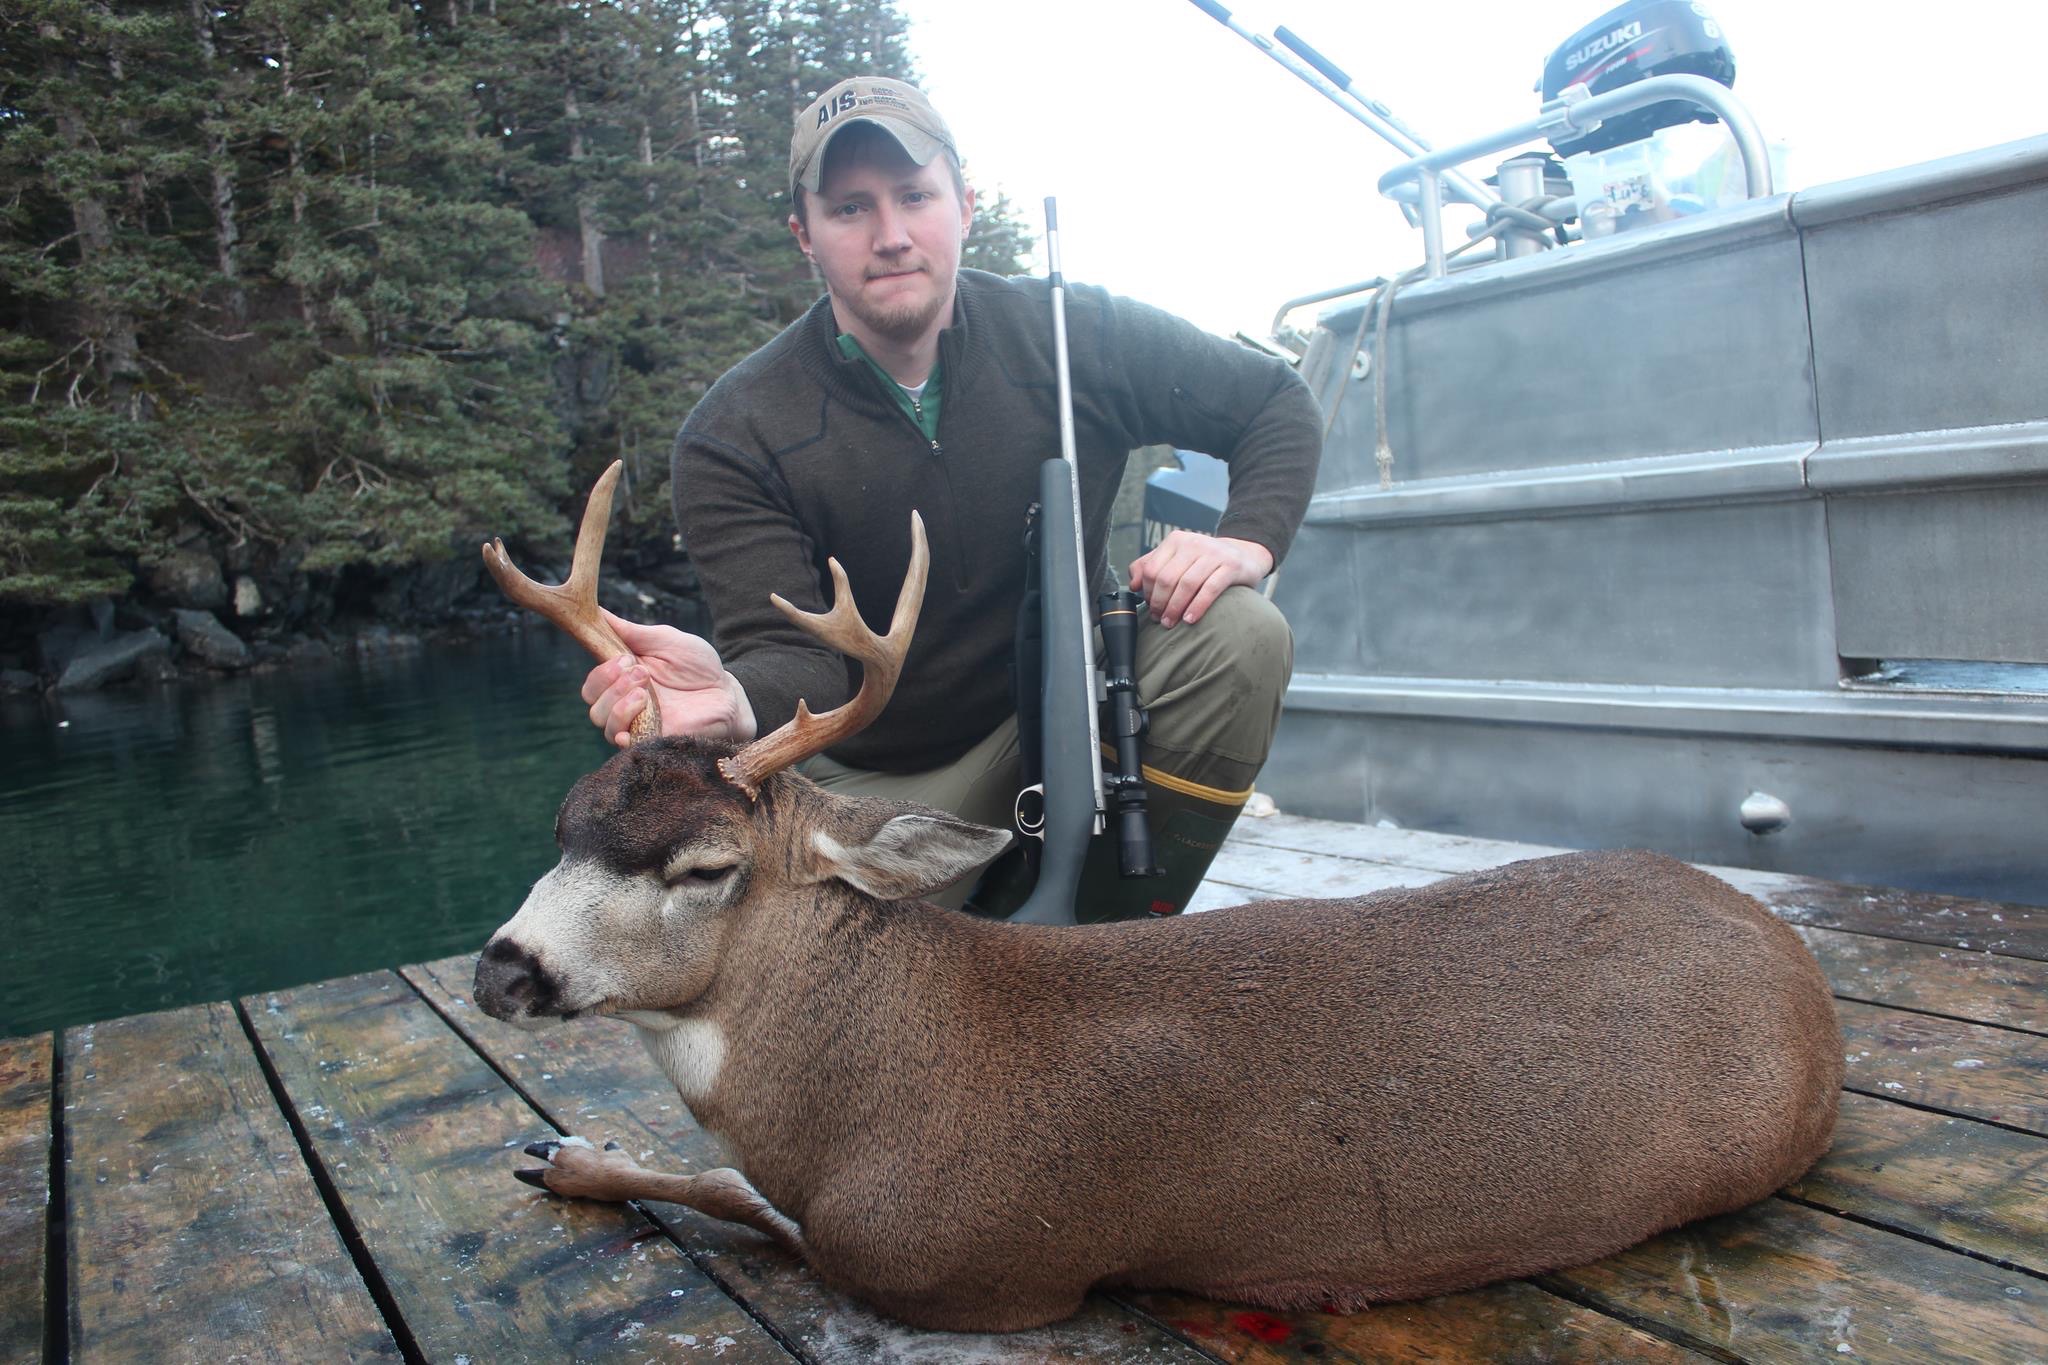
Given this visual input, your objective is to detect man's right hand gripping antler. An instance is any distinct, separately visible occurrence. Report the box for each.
[580,612,756,749]
[483,459,757,750]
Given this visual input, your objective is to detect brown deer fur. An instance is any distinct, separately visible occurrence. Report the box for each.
[473,738,1843,1333]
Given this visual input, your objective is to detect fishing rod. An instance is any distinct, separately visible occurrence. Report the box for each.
[1184,0,1498,212]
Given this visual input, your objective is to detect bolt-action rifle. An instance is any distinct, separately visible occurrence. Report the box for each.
[1005,200,1162,927]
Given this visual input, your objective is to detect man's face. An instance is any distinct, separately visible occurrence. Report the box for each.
[791,138,974,348]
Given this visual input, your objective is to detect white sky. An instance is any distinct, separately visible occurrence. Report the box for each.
[898,0,2048,337]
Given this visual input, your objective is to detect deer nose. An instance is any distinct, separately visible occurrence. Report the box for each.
[473,937,563,1019]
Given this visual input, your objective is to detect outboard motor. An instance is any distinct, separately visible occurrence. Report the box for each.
[1540,0,1737,158]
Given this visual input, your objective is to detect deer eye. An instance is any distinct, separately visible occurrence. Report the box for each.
[675,864,735,885]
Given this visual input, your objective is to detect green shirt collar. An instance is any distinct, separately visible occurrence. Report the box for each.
[835,332,943,443]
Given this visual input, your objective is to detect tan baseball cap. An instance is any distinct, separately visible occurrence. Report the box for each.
[789,77,958,196]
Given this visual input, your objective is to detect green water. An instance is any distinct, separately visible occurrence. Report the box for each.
[0,632,613,1039]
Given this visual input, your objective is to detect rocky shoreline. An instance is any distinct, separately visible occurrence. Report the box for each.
[2,547,708,698]
[7,445,1182,699]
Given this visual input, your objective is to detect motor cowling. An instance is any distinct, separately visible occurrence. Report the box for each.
[1541,0,1736,158]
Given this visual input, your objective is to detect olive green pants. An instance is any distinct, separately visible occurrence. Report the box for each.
[801,585,1294,912]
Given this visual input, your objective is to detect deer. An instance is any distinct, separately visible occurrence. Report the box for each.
[471,462,1844,1333]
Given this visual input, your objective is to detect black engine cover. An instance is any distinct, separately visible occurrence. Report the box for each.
[1541,0,1737,157]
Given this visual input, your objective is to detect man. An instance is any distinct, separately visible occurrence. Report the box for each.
[581,76,1320,917]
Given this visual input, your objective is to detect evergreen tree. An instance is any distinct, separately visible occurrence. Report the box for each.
[226,0,565,571]
[0,1,196,604]
[963,184,1036,277]
[0,0,1035,628]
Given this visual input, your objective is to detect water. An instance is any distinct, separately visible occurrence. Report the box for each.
[0,632,614,1039]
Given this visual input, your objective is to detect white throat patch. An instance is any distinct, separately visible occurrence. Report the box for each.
[635,1016,727,1108]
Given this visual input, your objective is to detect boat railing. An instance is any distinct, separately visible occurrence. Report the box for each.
[1377,74,1775,280]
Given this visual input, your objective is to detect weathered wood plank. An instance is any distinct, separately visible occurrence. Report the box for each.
[245,972,789,1363]
[1791,1091,2048,1277]
[1186,879,1269,914]
[1545,1197,2048,1362]
[1204,842,1445,900]
[0,1035,51,1365]
[1211,836,2046,1042]
[1715,868,2048,962]
[1802,926,2047,1033]
[62,1005,399,1362]
[404,955,1222,1364]
[1839,1000,2048,1136]
[1228,814,1569,874]
[1120,1279,1707,1362]
[1228,814,2048,962]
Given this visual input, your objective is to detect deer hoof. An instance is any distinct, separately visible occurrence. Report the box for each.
[524,1140,562,1161]
[514,1167,552,1189]
[604,1140,622,1151]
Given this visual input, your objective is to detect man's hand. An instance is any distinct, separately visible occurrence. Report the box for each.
[1128,532,1274,628]
[581,609,758,749]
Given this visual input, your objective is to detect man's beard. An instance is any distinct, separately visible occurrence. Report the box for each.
[843,271,947,342]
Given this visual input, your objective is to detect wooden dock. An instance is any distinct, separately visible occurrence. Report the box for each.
[4,814,2044,1362]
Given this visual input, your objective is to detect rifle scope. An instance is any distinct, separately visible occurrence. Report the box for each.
[1098,589,1163,881]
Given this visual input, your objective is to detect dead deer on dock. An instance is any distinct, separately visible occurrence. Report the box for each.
[471,461,1844,1332]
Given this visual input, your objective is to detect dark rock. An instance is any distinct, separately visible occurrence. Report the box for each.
[286,637,335,665]
[36,619,97,675]
[117,601,170,633]
[352,625,421,657]
[223,541,256,574]
[597,576,661,621]
[136,652,181,684]
[280,574,328,628]
[412,555,482,618]
[56,628,170,692]
[641,560,701,598]
[370,577,408,622]
[0,669,39,694]
[146,546,228,611]
[172,609,253,671]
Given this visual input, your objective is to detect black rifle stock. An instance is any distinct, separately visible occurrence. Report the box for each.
[1007,457,1100,926]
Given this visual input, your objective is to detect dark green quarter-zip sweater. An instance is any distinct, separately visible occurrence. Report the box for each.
[671,268,1322,773]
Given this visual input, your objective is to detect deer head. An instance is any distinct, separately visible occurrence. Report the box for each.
[472,467,1009,1027]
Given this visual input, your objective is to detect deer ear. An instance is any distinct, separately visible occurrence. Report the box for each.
[809,807,1014,901]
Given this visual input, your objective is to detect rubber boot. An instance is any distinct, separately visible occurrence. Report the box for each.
[970,773,1253,925]
[963,775,1248,923]
[1071,771,1248,923]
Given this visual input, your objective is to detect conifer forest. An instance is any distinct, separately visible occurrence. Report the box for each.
[0,1,1033,677]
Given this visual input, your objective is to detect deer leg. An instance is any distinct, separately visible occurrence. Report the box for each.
[516,1137,806,1258]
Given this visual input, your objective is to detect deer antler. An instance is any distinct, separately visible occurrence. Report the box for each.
[718,511,928,799]
[482,460,662,744]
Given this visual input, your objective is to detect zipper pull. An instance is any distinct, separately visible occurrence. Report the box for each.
[930,439,943,458]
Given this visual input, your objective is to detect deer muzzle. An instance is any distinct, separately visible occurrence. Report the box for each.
[473,936,573,1024]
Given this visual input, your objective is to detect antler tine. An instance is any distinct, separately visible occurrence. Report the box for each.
[482,460,661,743]
[719,511,928,799]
